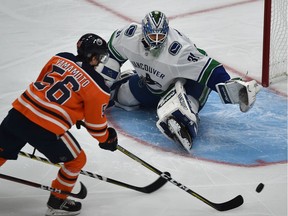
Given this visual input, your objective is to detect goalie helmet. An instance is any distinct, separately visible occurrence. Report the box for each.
[142,11,169,54]
[77,33,109,64]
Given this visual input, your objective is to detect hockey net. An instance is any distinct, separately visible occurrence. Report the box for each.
[262,0,287,87]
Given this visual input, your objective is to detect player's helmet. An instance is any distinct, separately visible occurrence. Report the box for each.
[77,33,109,64]
[142,11,169,52]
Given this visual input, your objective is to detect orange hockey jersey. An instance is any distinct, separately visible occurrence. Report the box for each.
[13,52,110,143]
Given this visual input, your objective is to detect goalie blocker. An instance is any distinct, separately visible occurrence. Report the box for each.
[216,79,262,112]
[95,58,121,88]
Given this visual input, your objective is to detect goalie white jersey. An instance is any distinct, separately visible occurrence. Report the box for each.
[105,16,260,151]
[108,23,222,95]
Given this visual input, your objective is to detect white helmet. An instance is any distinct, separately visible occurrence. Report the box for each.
[142,10,169,54]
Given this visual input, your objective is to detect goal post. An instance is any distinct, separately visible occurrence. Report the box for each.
[262,0,287,87]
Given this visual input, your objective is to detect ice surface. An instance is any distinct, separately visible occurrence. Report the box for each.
[0,0,287,216]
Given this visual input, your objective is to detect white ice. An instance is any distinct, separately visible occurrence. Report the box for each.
[0,0,287,216]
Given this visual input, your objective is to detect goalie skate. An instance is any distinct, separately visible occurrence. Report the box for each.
[167,117,192,151]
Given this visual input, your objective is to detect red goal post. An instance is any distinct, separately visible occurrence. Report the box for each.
[262,0,287,87]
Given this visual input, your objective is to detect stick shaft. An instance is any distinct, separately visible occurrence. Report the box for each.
[0,173,86,199]
[19,151,167,193]
[117,145,243,211]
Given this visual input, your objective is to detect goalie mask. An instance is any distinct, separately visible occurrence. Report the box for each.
[142,10,169,56]
[77,33,109,65]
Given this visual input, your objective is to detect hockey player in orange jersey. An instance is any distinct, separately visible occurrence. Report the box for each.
[0,33,118,216]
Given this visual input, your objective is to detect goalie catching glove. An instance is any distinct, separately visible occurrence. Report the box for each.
[99,127,118,151]
[216,79,262,112]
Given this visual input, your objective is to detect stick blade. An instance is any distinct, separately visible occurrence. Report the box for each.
[139,172,170,193]
[72,182,87,199]
[213,195,244,211]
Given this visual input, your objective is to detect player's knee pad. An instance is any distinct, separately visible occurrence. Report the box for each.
[63,150,86,173]
[0,158,7,166]
[156,80,200,150]
[114,75,140,111]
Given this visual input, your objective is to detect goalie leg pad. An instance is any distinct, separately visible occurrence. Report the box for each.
[156,80,200,151]
[107,70,140,111]
[114,79,140,111]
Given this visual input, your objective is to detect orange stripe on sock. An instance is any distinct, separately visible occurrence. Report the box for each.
[0,158,7,166]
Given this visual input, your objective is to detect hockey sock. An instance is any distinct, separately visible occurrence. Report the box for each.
[0,157,7,166]
[51,150,86,199]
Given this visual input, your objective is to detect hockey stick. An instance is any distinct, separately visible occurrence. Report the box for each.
[117,145,244,211]
[0,173,87,199]
[76,120,243,210]
[19,151,167,194]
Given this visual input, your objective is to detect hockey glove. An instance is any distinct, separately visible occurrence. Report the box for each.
[99,127,118,151]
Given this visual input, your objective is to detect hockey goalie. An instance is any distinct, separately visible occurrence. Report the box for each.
[96,10,262,151]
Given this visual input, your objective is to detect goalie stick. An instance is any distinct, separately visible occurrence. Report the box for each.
[0,173,87,199]
[19,151,168,194]
[117,145,244,211]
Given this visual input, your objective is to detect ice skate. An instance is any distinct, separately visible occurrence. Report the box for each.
[167,117,193,151]
[46,194,82,216]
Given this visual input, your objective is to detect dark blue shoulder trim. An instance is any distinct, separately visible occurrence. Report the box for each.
[56,52,77,61]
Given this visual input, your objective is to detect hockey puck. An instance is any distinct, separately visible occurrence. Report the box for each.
[256,183,264,193]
